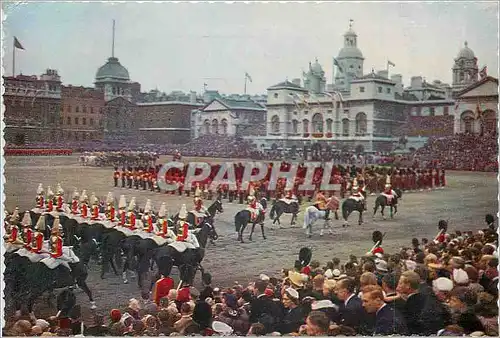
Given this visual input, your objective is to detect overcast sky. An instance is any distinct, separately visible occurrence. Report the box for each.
[3,1,498,95]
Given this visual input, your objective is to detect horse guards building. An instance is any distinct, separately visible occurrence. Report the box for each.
[3,23,498,152]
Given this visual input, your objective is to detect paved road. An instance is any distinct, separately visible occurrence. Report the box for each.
[3,155,498,322]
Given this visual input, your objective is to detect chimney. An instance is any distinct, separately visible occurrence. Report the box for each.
[410,76,423,88]
[377,70,389,79]
[292,78,301,86]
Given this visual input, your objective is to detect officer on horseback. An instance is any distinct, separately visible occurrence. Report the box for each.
[381,175,396,205]
[176,204,200,249]
[246,184,263,222]
[192,185,209,226]
[280,189,298,204]
[142,199,155,233]
[313,190,330,220]
[31,216,46,254]
[106,192,116,222]
[71,189,80,215]
[156,203,176,241]
[36,183,45,209]
[80,190,89,219]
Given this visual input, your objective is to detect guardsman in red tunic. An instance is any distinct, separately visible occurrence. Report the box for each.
[55,183,65,212]
[367,230,384,256]
[31,216,46,254]
[114,167,120,187]
[21,211,33,249]
[36,183,45,209]
[381,175,395,205]
[246,185,259,222]
[117,195,127,226]
[46,186,55,212]
[71,189,80,214]
[80,190,89,219]
[126,197,137,230]
[105,192,116,222]
[152,274,175,305]
[192,186,209,226]
[143,171,149,191]
[50,217,63,258]
[156,202,169,237]
[121,167,127,188]
[90,193,100,220]
[176,204,189,241]
[142,199,154,233]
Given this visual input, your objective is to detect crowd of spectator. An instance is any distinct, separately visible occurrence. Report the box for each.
[4,216,498,336]
[395,116,455,138]
[413,132,498,171]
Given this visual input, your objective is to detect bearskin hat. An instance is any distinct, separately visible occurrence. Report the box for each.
[372,230,384,244]
[298,247,312,267]
[438,220,448,232]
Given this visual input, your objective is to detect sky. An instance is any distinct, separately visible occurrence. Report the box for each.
[2,1,499,95]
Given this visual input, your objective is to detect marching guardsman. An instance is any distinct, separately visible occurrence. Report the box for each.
[114,167,120,187]
[118,195,127,226]
[80,190,89,219]
[121,167,127,188]
[434,220,448,244]
[177,204,190,242]
[56,183,65,211]
[143,171,149,191]
[382,175,395,205]
[126,197,137,230]
[71,189,80,214]
[105,192,116,222]
[50,217,63,258]
[21,211,33,249]
[31,216,46,253]
[246,185,259,222]
[36,183,45,209]
[90,192,100,220]
[142,199,154,233]
[46,186,55,212]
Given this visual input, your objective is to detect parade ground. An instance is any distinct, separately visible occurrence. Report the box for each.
[4,155,498,320]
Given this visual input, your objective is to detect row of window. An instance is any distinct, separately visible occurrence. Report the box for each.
[65,116,102,126]
[411,106,449,116]
[271,116,367,135]
[359,86,391,94]
[65,105,104,114]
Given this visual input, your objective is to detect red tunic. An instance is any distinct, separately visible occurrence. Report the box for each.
[159,219,168,236]
[128,212,136,229]
[37,196,44,209]
[81,204,88,218]
[152,276,174,305]
[47,199,54,212]
[50,235,63,258]
[31,232,44,253]
[57,196,63,210]
[108,206,115,221]
[91,205,99,220]
[71,200,79,214]
[114,170,120,179]
[119,210,126,226]
[373,247,384,255]
[177,222,189,241]
[23,228,33,249]
[9,226,18,242]
[145,216,154,233]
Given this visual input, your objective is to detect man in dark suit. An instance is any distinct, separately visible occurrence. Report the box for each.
[361,285,408,335]
[381,273,405,314]
[397,270,448,335]
[249,279,284,333]
[335,277,370,334]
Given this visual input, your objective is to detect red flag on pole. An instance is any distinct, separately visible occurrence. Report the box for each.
[14,37,25,50]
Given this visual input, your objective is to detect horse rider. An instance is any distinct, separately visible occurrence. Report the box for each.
[46,186,55,212]
[50,217,64,259]
[281,189,298,204]
[79,190,89,219]
[313,190,330,220]
[381,175,397,205]
[156,203,176,241]
[71,189,80,215]
[355,176,368,211]
[4,220,21,244]
[118,195,127,226]
[192,186,209,226]
[55,184,65,212]
[246,185,262,222]
[36,183,45,209]
[106,192,116,222]
[31,216,46,254]
[90,193,100,220]
[349,178,365,207]
[176,204,200,249]
[142,199,154,233]
[21,211,33,250]
[126,198,137,230]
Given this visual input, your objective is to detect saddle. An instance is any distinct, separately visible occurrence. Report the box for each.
[40,247,80,270]
[168,241,197,253]
[280,198,297,205]
[151,235,170,246]
[4,242,24,253]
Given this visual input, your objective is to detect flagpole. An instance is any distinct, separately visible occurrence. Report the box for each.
[12,37,16,76]
[244,75,247,95]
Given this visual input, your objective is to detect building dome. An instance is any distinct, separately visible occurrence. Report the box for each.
[311,59,324,73]
[457,41,475,60]
[95,57,130,81]
[338,47,364,59]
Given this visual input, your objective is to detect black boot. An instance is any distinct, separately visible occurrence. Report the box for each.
[325,209,330,220]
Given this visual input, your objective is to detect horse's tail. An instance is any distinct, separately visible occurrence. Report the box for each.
[342,201,349,221]
[270,203,277,219]
[235,212,243,233]
[303,207,310,228]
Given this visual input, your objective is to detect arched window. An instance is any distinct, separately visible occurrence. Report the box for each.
[271,115,280,133]
[326,119,333,133]
[212,119,219,134]
[355,112,367,135]
[221,119,228,135]
[342,118,350,136]
[303,119,309,133]
[460,111,475,133]
[292,120,299,134]
[204,119,210,134]
[312,113,324,133]
[482,110,497,134]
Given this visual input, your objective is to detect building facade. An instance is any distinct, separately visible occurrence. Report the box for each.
[136,101,203,144]
[3,69,62,144]
[61,85,106,141]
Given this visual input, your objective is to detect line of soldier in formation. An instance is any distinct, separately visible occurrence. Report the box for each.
[3,184,216,254]
[112,164,446,201]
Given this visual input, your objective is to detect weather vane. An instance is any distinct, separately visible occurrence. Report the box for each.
[349,19,354,29]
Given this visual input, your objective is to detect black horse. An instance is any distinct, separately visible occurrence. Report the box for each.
[4,252,96,317]
[152,218,219,286]
[170,199,224,227]
[269,199,299,227]
[373,188,403,219]
[234,198,268,243]
[341,197,365,227]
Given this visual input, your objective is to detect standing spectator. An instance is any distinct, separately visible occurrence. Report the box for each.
[381,273,405,314]
[152,274,174,306]
[335,277,368,333]
[361,285,408,335]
